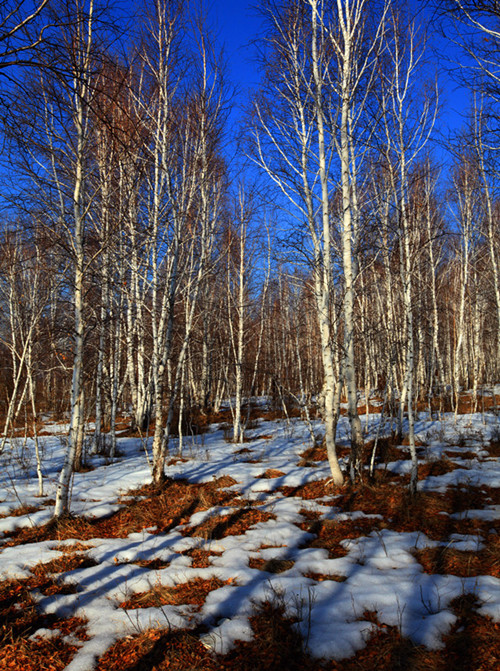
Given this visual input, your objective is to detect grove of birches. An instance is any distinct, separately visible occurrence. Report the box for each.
[0,0,499,517]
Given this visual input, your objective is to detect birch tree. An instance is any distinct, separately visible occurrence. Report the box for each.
[450,143,481,405]
[251,0,390,484]
[225,187,271,443]
[4,0,113,515]
[472,94,500,380]
[323,0,390,477]
[251,0,343,484]
[225,189,253,444]
[0,0,50,70]
[0,226,52,466]
[52,0,98,515]
[378,10,437,491]
[132,2,227,485]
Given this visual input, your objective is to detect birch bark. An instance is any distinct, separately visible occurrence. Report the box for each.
[55,0,95,517]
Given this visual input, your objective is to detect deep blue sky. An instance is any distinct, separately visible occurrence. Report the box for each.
[206,0,264,146]
[208,0,262,90]
[206,0,472,177]
[209,0,262,89]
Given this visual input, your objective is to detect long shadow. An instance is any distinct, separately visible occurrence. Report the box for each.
[402,433,497,664]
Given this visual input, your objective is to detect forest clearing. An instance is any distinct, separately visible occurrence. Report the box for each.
[0,399,499,671]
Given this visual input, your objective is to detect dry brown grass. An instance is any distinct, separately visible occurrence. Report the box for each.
[257,468,286,479]
[298,445,328,466]
[302,571,346,582]
[489,437,500,458]
[119,576,229,611]
[414,531,500,578]
[248,557,295,573]
[303,516,384,558]
[417,457,459,480]
[277,478,335,500]
[293,476,499,544]
[2,476,241,547]
[0,504,41,520]
[31,552,97,576]
[182,507,275,540]
[0,575,87,671]
[182,547,223,568]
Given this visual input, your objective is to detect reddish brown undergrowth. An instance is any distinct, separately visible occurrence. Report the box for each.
[0,576,87,671]
[296,477,499,546]
[298,445,328,463]
[94,627,211,671]
[443,450,479,460]
[182,507,275,540]
[182,547,223,568]
[303,571,346,582]
[332,596,500,671]
[413,391,498,415]
[257,468,286,479]
[0,504,41,520]
[119,576,229,610]
[416,457,459,480]
[303,516,383,558]
[31,551,97,576]
[116,408,233,438]
[489,437,500,458]
[248,557,295,573]
[332,478,498,537]
[414,532,500,577]
[94,600,315,671]
[94,596,500,670]
[363,436,407,466]
[356,403,384,415]
[3,476,241,547]
[278,478,334,499]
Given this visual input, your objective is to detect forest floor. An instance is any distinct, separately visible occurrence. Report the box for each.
[0,402,499,670]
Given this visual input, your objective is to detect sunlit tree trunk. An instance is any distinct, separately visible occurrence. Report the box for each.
[55,0,95,517]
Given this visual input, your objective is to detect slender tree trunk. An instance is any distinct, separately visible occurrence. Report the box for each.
[55,0,94,518]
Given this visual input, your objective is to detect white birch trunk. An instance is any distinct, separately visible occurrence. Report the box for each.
[55,0,94,517]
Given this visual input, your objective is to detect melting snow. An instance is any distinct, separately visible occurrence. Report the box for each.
[0,412,499,668]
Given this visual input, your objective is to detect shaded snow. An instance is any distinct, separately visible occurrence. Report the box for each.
[0,411,499,669]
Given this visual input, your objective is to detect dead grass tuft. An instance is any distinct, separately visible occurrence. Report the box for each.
[94,627,212,671]
[277,479,334,500]
[439,593,500,670]
[31,552,97,576]
[130,558,171,569]
[414,532,500,578]
[248,557,294,573]
[443,449,479,459]
[182,547,223,568]
[302,571,346,582]
[119,576,229,611]
[298,445,328,464]
[417,457,459,480]
[257,469,286,479]
[365,436,408,466]
[488,438,500,458]
[357,403,384,415]
[183,507,275,540]
[0,504,41,520]
[303,517,383,558]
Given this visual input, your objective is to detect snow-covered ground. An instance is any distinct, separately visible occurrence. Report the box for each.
[0,411,499,670]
